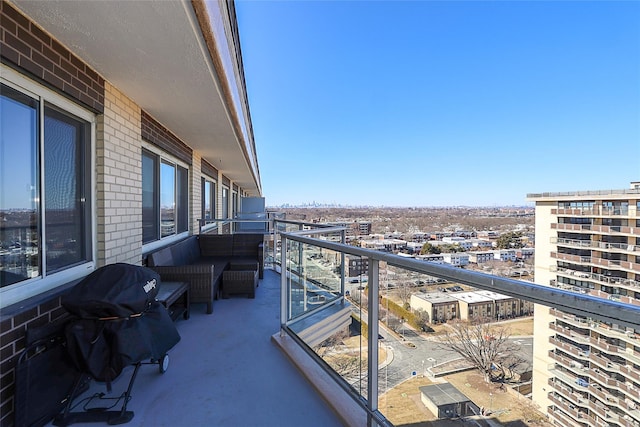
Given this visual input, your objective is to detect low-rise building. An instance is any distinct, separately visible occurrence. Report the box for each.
[420,383,477,419]
[410,292,459,323]
[491,249,518,262]
[442,253,469,267]
[473,290,533,319]
[467,251,495,264]
[515,247,534,260]
[346,255,369,277]
[360,238,407,252]
[416,254,445,263]
[450,291,495,321]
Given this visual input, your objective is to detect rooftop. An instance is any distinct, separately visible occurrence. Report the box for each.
[419,383,471,406]
[413,292,458,303]
[450,291,493,304]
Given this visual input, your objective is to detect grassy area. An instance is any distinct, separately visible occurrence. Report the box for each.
[423,317,534,338]
[379,376,437,426]
[380,372,550,427]
[494,317,534,336]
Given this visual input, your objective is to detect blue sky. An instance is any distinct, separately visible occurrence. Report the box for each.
[235,0,640,207]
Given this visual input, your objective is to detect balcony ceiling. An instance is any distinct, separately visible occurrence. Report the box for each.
[11,0,260,195]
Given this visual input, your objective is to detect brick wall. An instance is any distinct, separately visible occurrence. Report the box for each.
[0,296,68,427]
[0,6,107,426]
[0,1,104,113]
[96,82,143,266]
[141,110,192,166]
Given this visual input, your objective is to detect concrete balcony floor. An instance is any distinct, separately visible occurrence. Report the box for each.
[46,270,344,427]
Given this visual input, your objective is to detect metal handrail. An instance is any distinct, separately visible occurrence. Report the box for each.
[279,228,640,330]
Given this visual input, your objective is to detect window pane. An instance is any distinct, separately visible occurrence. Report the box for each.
[160,161,175,238]
[232,192,238,218]
[204,181,212,220]
[211,181,216,220]
[142,151,158,243]
[44,106,90,273]
[222,187,229,220]
[177,166,188,233]
[0,84,40,287]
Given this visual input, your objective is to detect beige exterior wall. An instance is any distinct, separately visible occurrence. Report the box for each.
[192,152,203,234]
[217,170,224,220]
[96,82,142,266]
[531,201,556,410]
[410,294,431,313]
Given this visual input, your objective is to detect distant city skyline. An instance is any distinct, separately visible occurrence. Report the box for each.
[268,201,534,209]
[236,0,640,207]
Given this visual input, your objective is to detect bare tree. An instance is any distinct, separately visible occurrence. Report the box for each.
[395,280,414,308]
[437,317,527,383]
[314,329,366,381]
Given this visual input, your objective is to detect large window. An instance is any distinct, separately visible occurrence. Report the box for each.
[142,149,188,244]
[1,80,92,293]
[202,178,217,220]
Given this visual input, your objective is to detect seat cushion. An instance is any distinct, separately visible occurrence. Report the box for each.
[229,259,259,271]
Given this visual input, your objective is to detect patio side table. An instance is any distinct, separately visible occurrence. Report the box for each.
[157,281,190,320]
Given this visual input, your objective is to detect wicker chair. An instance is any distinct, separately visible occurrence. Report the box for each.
[150,264,216,314]
[222,268,258,299]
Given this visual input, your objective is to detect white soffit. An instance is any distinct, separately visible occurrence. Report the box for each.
[10,0,259,194]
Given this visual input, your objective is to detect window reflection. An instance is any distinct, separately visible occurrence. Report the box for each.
[44,106,89,273]
[0,84,40,287]
[142,151,158,243]
[160,161,175,238]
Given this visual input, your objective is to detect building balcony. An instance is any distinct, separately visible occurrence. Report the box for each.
[550,322,591,345]
[39,269,349,427]
[547,405,589,426]
[551,252,640,275]
[620,365,640,383]
[548,391,585,419]
[553,237,640,255]
[552,267,640,295]
[549,336,590,360]
[552,223,640,236]
[590,336,625,356]
[6,218,640,427]
[548,375,589,408]
[552,207,635,217]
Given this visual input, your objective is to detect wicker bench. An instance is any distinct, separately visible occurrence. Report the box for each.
[146,234,264,313]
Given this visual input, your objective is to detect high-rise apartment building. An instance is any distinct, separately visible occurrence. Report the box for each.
[528,183,640,427]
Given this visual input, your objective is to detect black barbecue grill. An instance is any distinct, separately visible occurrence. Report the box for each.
[52,263,181,426]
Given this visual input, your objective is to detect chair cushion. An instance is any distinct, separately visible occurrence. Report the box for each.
[232,234,262,257]
[199,235,234,257]
[171,236,200,265]
[148,247,173,267]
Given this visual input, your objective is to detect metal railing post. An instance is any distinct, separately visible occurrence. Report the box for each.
[367,259,379,425]
[341,228,346,301]
[280,234,288,337]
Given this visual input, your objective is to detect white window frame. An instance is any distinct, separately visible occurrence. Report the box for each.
[141,143,190,254]
[201,175,217,232]
[221,185,230,220]
[1,65,96,308]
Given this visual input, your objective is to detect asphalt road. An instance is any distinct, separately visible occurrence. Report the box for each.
[348,312,533,396]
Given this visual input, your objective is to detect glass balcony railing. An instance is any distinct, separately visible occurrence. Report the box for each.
[268,218,640,426]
